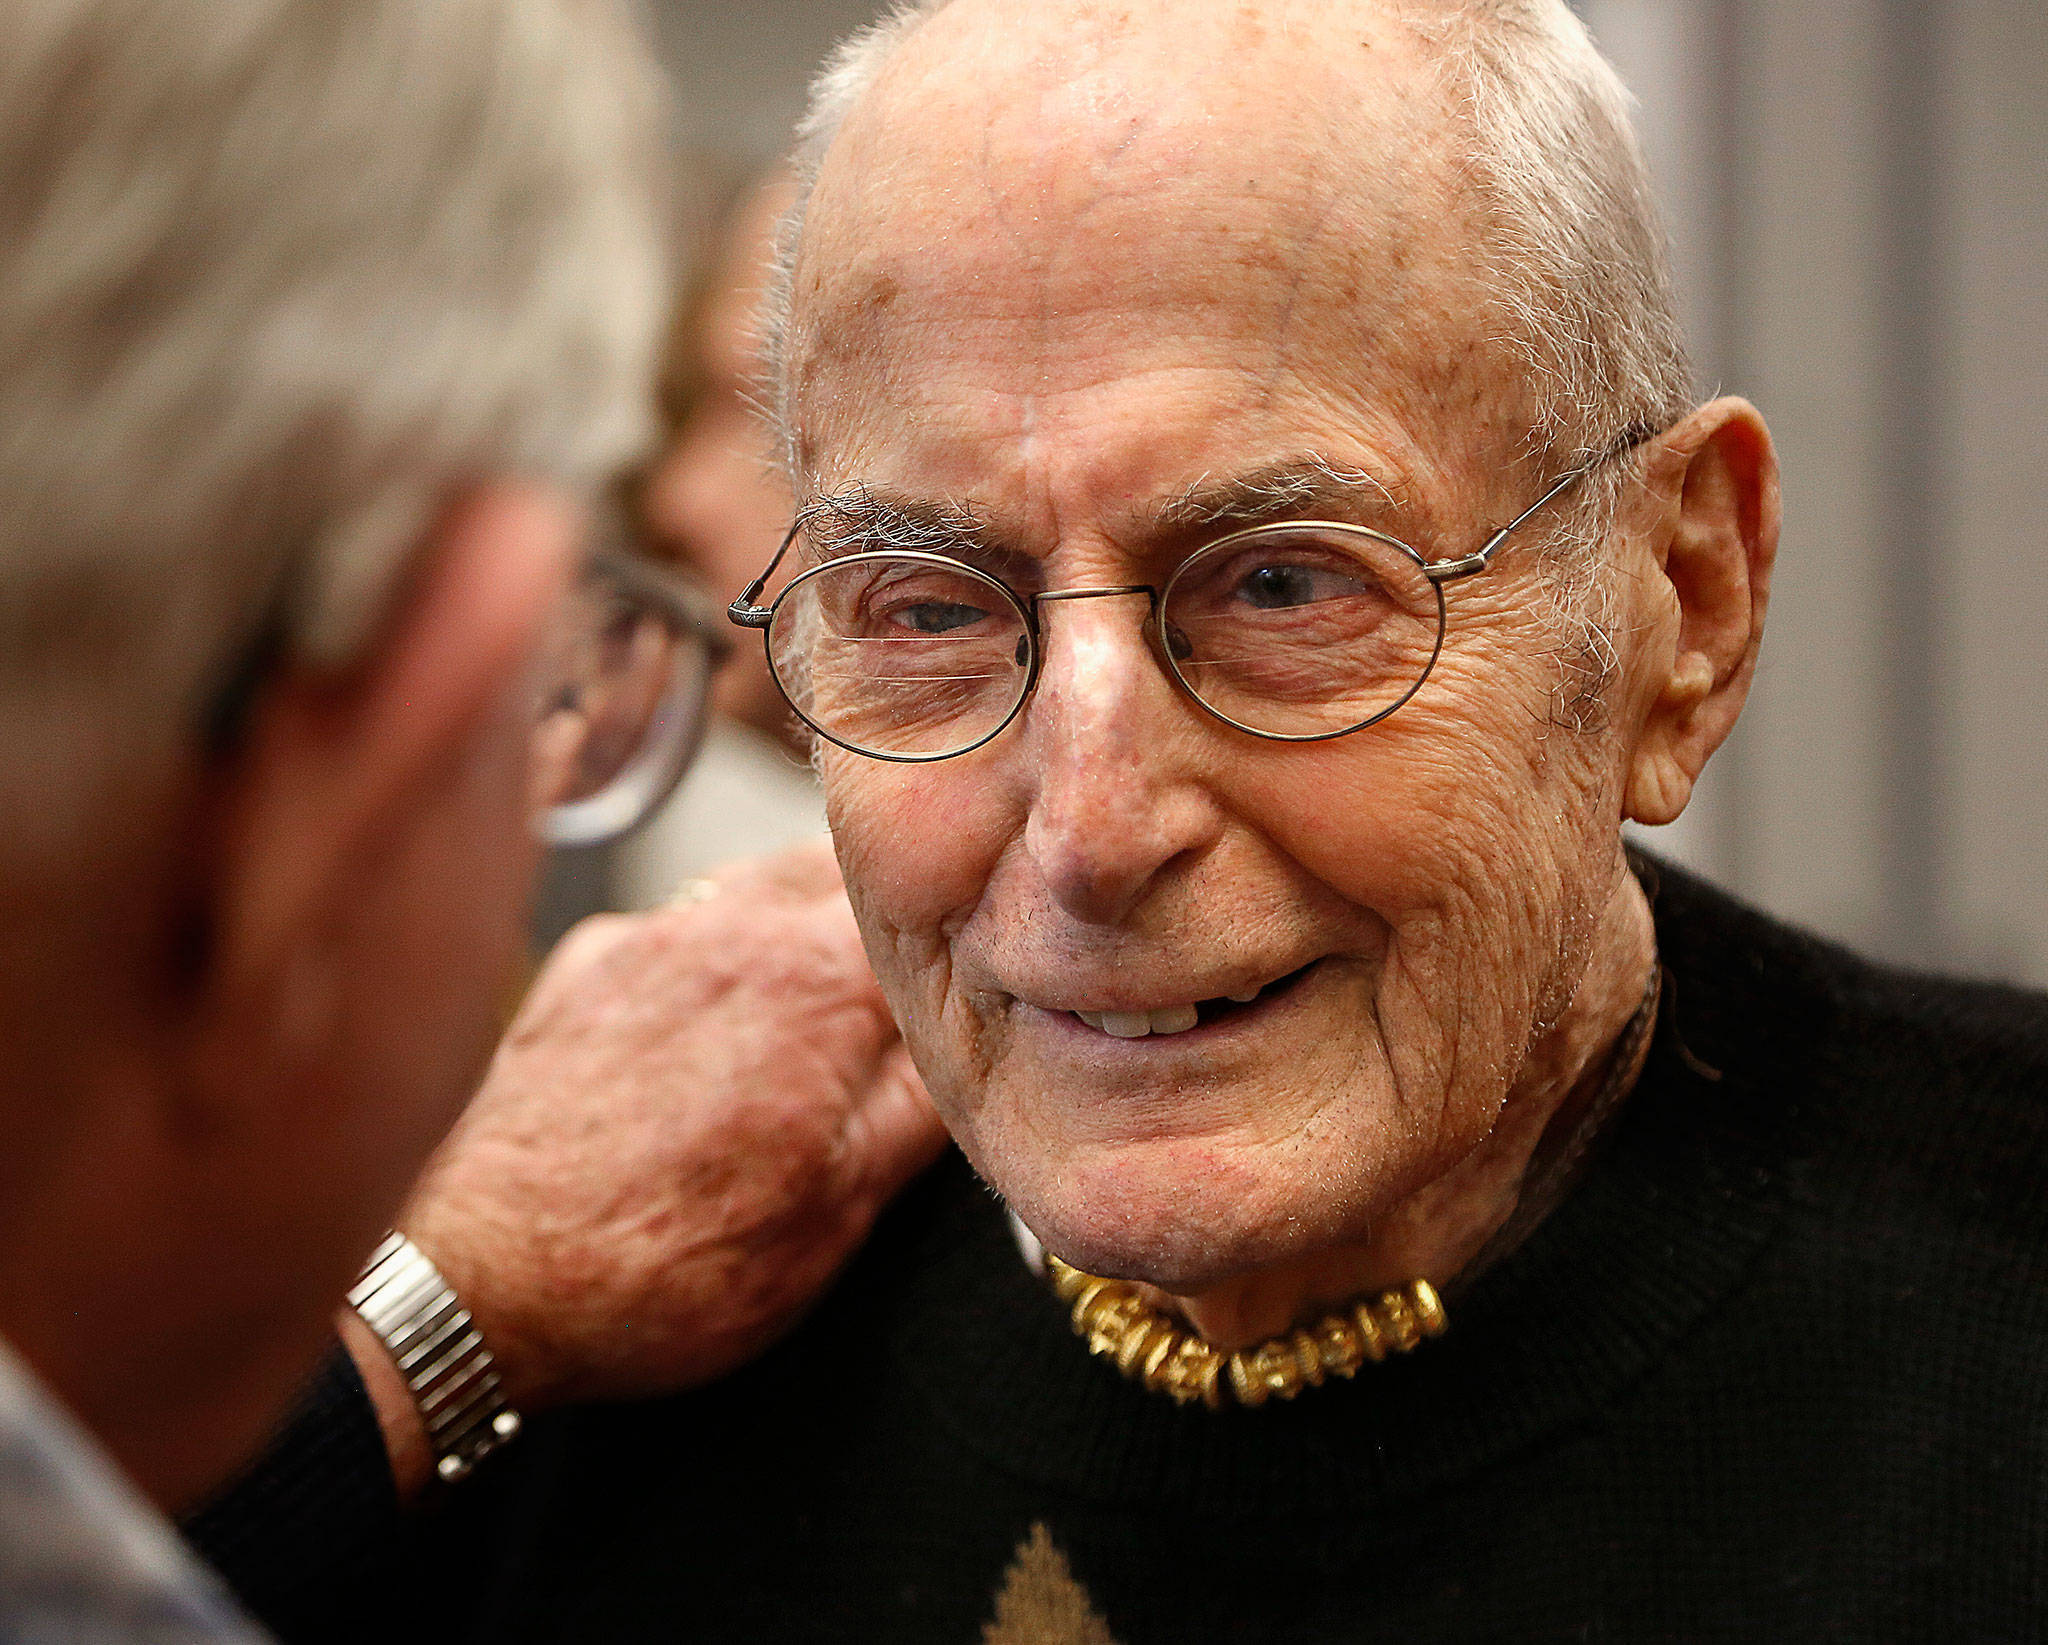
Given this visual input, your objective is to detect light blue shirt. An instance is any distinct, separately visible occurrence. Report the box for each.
[0,1338,270,1644]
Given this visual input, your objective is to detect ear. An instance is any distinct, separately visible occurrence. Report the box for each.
[208,481,583,1001]
[1622,397,1780,826]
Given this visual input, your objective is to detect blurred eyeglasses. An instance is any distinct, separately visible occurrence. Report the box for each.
[727,430,1650,763]
[201,515,728,845]
[531,545,731,846]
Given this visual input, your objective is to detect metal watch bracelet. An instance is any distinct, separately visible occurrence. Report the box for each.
[347,1232,522,1484]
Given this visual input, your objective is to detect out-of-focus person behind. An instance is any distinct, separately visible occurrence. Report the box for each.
[0,0,662,1492]
[614,166,827,903]
[0,0,945,1638]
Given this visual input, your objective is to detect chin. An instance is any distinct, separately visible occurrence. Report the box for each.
[975,1129,1360,1294]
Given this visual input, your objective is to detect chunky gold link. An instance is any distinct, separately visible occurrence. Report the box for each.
[1351,1302,1389,1363]
[1117,1318,1166,1377]
[1375,1290,1423,1354]
[1410,1279,1450,1337]
[1311,1316,1359,1378]
[1245,1340,1301,1401]
[1289,1329,1326,1387]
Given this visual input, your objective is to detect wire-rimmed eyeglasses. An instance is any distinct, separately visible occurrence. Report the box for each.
[729,430,1651,763]
[531,542,732,846]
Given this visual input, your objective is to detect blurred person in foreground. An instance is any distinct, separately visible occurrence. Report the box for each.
[0,0,940,1637]
[241,0,2045,1639]
[613,166,828,903]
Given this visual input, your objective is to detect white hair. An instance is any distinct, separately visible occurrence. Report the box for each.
[762,0,1694,642]
[0,0,671,863]
[1398,0,1696,696]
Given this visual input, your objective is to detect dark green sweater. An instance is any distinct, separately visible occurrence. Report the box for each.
[200,865,2048,1642]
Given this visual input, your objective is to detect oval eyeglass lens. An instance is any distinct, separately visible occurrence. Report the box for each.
[769,555,1031,758]
[532,576,702,839]
[1160,525,1444,738]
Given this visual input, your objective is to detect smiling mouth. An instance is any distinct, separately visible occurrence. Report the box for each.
[1069,963,1318,1039]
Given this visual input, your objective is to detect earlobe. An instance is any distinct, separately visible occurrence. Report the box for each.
[1626,746,1695,829]
[1625,648,1713,824]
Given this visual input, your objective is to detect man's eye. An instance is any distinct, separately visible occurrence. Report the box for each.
[894,600,990,634]
[1237,564,1364,609]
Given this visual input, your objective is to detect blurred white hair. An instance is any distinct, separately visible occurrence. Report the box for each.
[0,0,671,859]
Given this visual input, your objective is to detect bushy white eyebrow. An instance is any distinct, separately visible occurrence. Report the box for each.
[797,484,986,561]
[1152,454,1402,532]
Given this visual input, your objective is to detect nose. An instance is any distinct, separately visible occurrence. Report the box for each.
[1020,596,1225,927]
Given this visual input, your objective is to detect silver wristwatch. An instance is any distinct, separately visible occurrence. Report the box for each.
[347,1232,523,1484]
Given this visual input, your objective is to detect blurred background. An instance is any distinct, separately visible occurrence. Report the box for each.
[592,0,2047,989]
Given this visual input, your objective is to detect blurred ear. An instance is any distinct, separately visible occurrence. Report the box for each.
[204,481,582,1019]
[1623,397,1779,826]
[65,481,585,1509]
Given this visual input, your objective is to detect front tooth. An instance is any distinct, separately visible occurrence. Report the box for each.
[1147,1004,1200,1035]
[1227,987,1261,1004]
[1099,1011,1152,1038]
[1075,1011,1105,1030]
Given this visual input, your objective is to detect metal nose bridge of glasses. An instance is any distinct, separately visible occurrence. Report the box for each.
[725,430,1650,757]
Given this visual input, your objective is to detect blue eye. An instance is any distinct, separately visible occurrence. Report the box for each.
[1237,564,1368,609]
[899,601,990,634]
[1243,566,1313,608]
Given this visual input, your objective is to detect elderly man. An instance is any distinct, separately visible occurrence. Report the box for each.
[0,0,944,1637]
[216,0,2047,1640]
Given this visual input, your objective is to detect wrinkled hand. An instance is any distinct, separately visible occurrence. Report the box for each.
[396,839,946,1415]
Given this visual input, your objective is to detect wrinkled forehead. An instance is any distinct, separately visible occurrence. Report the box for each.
[786,0,1512,493]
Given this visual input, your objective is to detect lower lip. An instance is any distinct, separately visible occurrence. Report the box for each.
[1024,961,1323,1050]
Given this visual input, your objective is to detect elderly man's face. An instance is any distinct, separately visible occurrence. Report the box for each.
[790,0,1641,1290]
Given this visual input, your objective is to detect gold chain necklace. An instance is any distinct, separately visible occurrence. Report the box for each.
[1046,956,1662,1411]
[1047,1255,1447,1410]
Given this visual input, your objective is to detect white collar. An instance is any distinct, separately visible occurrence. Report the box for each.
[1005,1208,1047,1276]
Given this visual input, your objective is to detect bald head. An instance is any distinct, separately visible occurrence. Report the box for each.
[787,0,1496,479]
[769,0,1690,508]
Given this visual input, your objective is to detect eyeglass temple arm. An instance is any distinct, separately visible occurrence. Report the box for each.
[729,521,804,630]
[1421,423,1658,584]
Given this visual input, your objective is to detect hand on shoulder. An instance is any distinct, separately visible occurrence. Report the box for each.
[374,839,943,1450]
